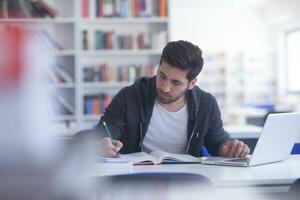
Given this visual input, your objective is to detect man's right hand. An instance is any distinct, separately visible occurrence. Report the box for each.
[99,137,123,157]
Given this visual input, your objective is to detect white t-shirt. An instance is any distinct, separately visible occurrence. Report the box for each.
[142,100,188,154]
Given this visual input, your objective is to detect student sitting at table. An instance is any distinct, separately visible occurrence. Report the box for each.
[96,40,250,158]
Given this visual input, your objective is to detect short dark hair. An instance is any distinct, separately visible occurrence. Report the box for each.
[159,40,204,81]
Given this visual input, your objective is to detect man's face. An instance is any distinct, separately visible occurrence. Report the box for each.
[156,62,196,104]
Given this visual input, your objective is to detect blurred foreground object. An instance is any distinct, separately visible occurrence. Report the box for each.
[95,172,212,200]
[0,25,24,88]
[0,24,94,200]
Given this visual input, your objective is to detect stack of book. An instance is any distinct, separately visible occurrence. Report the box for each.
[83,63,156,82]
[84,93,113,115]
[82,0,167,18]
[0,0,59,18]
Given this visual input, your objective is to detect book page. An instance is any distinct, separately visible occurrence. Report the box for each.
[150,151,201,163]
[99,152,158,165]
[122,152,158,165]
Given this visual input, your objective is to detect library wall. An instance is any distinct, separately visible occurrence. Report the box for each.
[169,0,277,124]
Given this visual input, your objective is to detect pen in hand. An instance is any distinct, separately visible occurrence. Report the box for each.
[102,121,120,157]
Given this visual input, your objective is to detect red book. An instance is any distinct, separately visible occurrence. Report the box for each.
[138,32,145,49]
[100,64,109,82]
[82,0,89,18]
[105,31,113,49]
[134,0,140,17]
[97,0,104,17]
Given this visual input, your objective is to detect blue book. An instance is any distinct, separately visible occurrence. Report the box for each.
[85,96,94,115]
[95,31,104,49]
[119,0,128,17]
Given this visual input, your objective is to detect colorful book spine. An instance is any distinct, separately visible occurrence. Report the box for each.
[84,96,94,115]
[82,0,89,18]
[92,97,101,115]
[104,31,114,49]
[89,0,167,18]
[103,0,113,17]
[84,94,113,115]
[99,0,104,17]
[159,0,166,17]
[119,0,128,17]
[82,30,89,50]
[95,30,104,49]
[133,0,140,17]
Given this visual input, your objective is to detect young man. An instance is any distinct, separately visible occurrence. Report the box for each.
[96,40,250,158]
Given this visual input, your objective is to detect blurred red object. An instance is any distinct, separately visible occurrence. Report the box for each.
[0,25,26,88]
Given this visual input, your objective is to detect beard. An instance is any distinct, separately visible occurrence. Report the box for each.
[156,89,188,104]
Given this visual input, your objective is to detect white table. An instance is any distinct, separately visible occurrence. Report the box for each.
[96,155,300,194]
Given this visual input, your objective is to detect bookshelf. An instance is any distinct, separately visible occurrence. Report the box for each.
[198,53,227,111]
[198,52,276,124]
[77,0,169,130]
[1,0,168,134]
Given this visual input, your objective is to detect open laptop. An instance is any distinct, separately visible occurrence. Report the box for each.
[201,112,300,167]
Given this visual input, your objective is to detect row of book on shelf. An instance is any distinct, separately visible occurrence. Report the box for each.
[0,0,58,18]
[82,30,167,50]
[82,0,167,18]
[84,93,113,115]
[46,62,156,84]
[83,63,156,82]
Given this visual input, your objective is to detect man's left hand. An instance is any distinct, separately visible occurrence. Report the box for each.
[219,139,250,158]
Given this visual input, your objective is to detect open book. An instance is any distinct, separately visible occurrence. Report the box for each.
[99,150,202,165]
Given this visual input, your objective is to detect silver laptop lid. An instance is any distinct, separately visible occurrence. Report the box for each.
[249,112,300,166]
